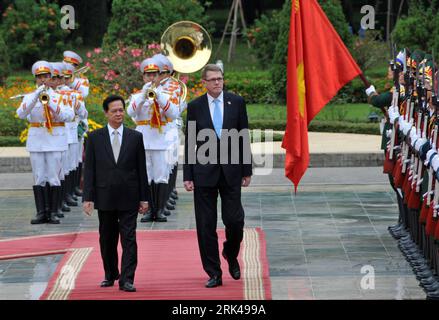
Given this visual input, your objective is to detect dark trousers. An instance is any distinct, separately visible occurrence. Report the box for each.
[194,170,245,278]
[98,209,138,285]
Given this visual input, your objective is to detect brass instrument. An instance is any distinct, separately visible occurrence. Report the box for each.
[39,86,53,134]
[73,65,90,76]
[146,83,157,101]
[161,21,212,102]
[9,94,26,100]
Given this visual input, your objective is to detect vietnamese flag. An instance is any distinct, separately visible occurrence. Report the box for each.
[282,0,362,191]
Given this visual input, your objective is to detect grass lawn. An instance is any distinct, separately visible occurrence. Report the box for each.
[247,103,380,123]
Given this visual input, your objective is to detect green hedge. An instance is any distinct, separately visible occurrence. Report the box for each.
[225,71,274,104]
[0,136,23,147]
[309,120,380,135]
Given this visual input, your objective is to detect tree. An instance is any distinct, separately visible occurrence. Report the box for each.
[102,0,211,48]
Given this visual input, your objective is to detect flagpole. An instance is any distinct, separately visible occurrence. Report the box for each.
[359,73,371,88]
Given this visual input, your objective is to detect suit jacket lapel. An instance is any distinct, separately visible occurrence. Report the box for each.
[222,91,232,132]
[202,94,215,131]
[102,126,116,166]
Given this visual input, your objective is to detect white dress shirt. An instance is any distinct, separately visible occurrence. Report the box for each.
[107,123,124,144]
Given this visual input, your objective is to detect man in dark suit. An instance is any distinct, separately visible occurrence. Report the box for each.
[183,64,252,288]
[83,95,150,293]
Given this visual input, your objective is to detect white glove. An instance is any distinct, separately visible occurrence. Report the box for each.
[426,149,437,165]
[141,82,152,92]
[36,84,46,94]
[365,85,376,97]
[156,91,170,109]
[386,129,392,138]
[431,155,439,172]
[402,122,412,135]
[415,138,427,151]
[388,106,400,124]
[409,129,418,146]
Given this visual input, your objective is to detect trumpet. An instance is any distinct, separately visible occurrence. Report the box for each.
[9,94,26,100]
[73,65,90,76]
[146,85,156,101]
[39,86,53,134]
[9,84,50,100]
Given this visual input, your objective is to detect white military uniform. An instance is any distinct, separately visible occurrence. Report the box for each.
[154,54,187,177]
[127,58,180,184]
[16,62,75,187]
[63,52,89,167]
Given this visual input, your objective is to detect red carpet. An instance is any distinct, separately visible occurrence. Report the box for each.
[0,228,271,300]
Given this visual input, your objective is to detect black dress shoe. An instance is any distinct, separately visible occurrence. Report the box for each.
[222,251,241,280]
[140,212,154,223]
[119,282,136,292]
[205,275,222,288]
[100,279,115,287]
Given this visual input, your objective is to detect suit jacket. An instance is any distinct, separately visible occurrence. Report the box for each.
[183,91,252,187]
[83,125,150,211]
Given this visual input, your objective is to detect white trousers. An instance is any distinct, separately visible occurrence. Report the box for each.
[30,151,63,186]
[166,142,179,175]
[78,138,84,164]
[68,143,79,172]
[145,150,171,184]
[61,150,68,178]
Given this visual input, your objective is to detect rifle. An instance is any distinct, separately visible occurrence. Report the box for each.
[389,44,401,160]
[427,104,438,207]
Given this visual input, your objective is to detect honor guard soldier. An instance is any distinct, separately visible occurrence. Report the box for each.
[58,62,88,207]
[16,61,75,224]
[47,62,72,218]
[127,56,180,222]
[63,51,90,197]
[153,53,186,212]
[63,50,90,98]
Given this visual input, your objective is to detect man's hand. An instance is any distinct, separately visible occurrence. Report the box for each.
[184,180,194,192]
[83,201,94,216]
[139,201,149,214]
[242,176,251,187]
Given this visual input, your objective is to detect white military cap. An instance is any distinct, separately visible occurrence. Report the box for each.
[31,61,53,76]
[153,53,173,74]
[62,62,75,77]
[63,50,83,65]
[139,57,160,73]
[50,62,64,77]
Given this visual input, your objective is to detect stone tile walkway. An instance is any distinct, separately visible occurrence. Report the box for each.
[0,180,426,300]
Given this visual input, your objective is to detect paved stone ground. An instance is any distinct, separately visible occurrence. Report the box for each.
[0,168,426,300]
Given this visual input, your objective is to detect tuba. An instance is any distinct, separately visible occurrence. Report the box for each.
[161,21,212,102]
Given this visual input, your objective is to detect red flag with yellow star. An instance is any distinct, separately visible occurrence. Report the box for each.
[282,0,362,191]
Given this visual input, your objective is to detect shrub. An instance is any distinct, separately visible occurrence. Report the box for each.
[0,0,79,68]
[392,3,437,52]
[246,10,284,68]
[103,0,212,48]
[86,44,161,95]
[0,33,10,85]
[0,136,22,147]
[351,30,388,73]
